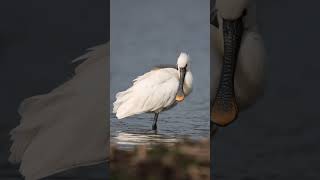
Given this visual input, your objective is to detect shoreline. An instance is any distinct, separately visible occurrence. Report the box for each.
[110,138,210,180]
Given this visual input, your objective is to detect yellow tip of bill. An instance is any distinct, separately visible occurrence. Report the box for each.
[176,95,185,102]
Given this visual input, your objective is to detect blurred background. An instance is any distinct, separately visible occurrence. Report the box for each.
[0,0,108,179]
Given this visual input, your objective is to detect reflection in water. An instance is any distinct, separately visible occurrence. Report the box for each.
[112,132,179,150]
[110,112,209,150]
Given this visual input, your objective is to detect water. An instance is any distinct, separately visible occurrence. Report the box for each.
[110,0,210,149]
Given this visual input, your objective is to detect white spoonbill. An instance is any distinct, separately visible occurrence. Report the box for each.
[9,43,109,180]
[211,0,266,126]
[113,52,193,130]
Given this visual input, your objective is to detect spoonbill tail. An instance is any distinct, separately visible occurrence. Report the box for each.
[113,52,193,130]
[211,0,266,126]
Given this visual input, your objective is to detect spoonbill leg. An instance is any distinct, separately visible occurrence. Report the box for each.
[152,113,159,130]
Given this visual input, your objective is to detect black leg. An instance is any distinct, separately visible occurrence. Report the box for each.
[152,113,159,130]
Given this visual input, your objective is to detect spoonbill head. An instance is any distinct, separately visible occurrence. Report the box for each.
[113,52,193,130]
[211,0,266,126]
[176,52,191,101]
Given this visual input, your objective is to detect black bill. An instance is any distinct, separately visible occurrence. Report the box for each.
[176,67,186,102]
[212,17,243,126]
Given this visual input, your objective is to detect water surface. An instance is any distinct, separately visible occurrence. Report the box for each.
[110,0,210,149]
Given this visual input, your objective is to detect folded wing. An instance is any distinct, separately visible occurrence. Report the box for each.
[113,68,179,119]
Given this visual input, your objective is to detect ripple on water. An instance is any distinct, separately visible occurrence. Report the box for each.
[111,131,181,150]
[111,113,209,150]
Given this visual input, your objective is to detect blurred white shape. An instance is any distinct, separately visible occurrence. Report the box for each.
[9,43,109,180]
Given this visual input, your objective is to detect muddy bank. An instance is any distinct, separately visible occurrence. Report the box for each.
[110,139,210,180]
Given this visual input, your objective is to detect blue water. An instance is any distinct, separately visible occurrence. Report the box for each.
[110,0,210,149]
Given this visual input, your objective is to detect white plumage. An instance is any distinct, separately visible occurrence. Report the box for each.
[113,52,193,130]
[215,0,249,20]
[9,43,109,180]
[114,69,179,118]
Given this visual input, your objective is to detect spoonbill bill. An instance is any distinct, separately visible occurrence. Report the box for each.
[113,52,193,130]
[211,0,266,126]
[9,43,109,180]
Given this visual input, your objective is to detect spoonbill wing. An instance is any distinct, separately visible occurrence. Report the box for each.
[113,68,179,119]
[9,43,109,180]
[152,64,177,70]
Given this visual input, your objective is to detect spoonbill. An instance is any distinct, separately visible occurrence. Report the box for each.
[211,0,266,126]
[9,43,109,180]
[113,52,193,130]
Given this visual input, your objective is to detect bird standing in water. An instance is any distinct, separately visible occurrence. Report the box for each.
[113,52,193,130]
